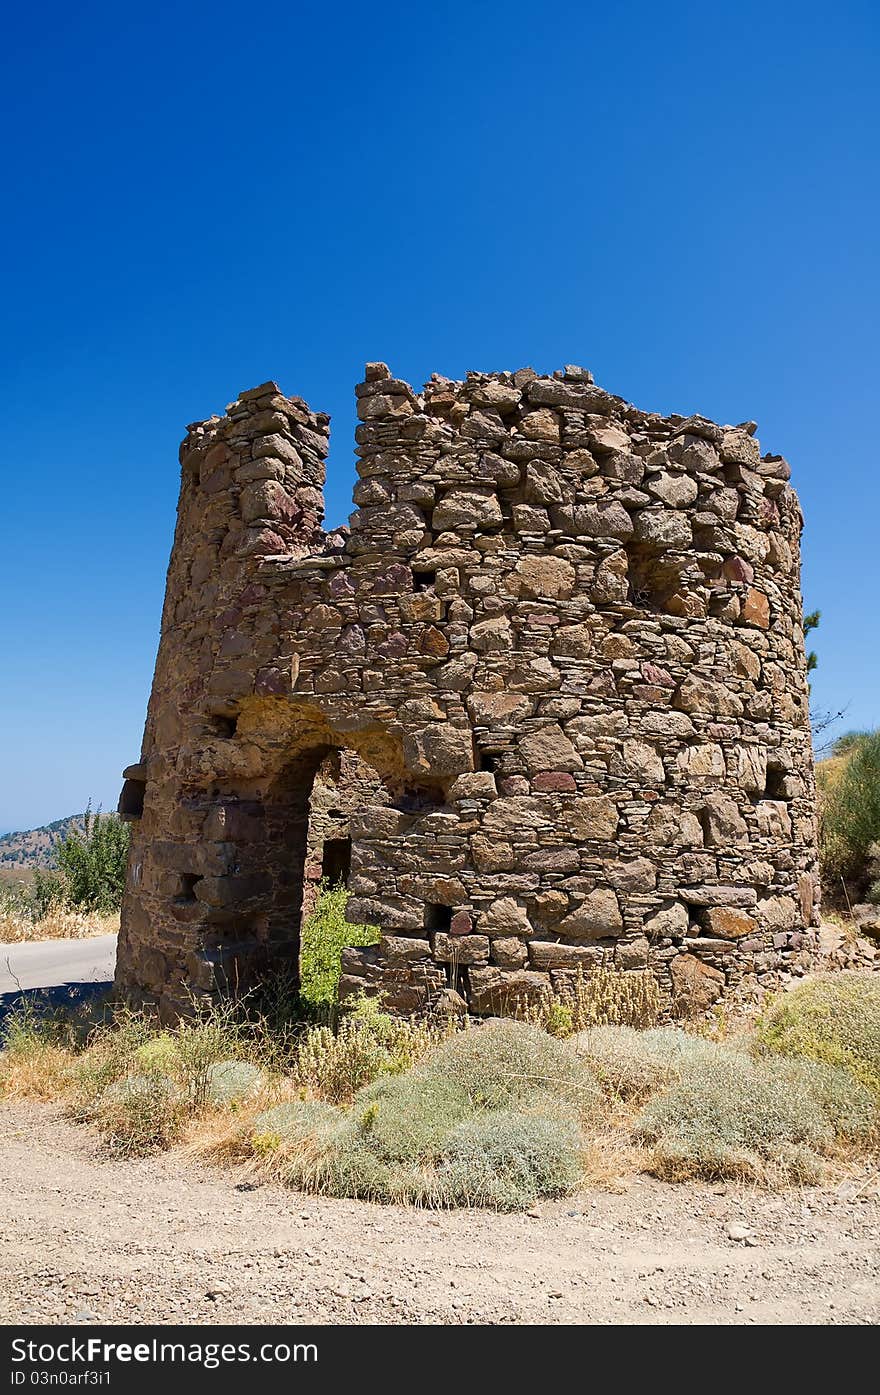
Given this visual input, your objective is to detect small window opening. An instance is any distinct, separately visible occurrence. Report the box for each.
[478,751,499,772]
[118,778,146,821]
[425,903,453,931]
[394,785,446,812]
[321,837,352,887]
[176,873,202,904]
[764,763,787,799]
[413,569,436,592]
[626,543,686,613]
[210,714,238,738]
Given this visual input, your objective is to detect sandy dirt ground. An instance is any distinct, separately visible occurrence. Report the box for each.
[1,1101,878,1326]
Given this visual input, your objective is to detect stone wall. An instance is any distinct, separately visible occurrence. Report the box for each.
[116,364,819,1021]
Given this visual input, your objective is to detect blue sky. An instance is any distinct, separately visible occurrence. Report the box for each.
[1,0,877,833]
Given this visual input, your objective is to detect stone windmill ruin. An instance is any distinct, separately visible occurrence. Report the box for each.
[116,363,818,1022]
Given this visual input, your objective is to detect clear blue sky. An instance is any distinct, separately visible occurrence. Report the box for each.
[1,0,877,833]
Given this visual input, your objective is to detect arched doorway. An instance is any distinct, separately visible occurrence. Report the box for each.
[252,742,391,993]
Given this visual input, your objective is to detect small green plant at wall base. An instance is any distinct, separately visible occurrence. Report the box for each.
[540,1000,574,1038]
[298,883,379,1016]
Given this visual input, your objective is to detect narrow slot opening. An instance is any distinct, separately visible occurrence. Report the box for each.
[321,836,352,887]
[764,762,787,799]
[394,785,446,812]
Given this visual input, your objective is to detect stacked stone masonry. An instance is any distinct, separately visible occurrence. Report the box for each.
[116,363,819,1021]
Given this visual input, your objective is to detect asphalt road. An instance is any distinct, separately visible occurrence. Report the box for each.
[0,933,117,995]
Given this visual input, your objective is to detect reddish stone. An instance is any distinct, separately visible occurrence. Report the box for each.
[723,555,754,585]
[532,771,577,792]
[377,631,407,658]
[641,662,676,688]
[498,775,530,796]
[378,563,413,593]
[449,911,473,936]
[328,570,355,598]
[742,587,770,628]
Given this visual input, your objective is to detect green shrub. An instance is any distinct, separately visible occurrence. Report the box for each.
[299,883,379,1015]
[417,1019,601,1118]
[634,1050,876,1184]
[819,731,880,881]
[30,870,66,919]
[756,973,880,1100]
[572,1024,734,1100]
[56,806,130,914]
[435,1110,584,1210]
[133,1033,181,1074]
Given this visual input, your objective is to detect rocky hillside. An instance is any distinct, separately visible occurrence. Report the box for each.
[0,815,88,873]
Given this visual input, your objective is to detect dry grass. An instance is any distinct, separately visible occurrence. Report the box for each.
[0,1004,83,1099]
[291,1000,456,1104]
[0,1040,78,1100]
[0,906,119,944]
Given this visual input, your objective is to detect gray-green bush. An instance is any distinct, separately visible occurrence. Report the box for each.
[435,1111,584,1210]
[204,1060,264,1106]
[418,1018,601,1117]
[250,1021,598,1209]
[634,1050,876,1184]
[572,1025,733,1100]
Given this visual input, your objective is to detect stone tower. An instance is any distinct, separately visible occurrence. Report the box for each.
[116,365,819,1021]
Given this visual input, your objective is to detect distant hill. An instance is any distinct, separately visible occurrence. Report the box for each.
[0,814,91,873]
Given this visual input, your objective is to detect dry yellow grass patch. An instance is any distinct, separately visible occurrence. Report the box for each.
[0,1041,78,1101]
[0,908,119,944]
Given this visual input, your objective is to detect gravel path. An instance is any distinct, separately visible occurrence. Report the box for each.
[1,1101,878,1325]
